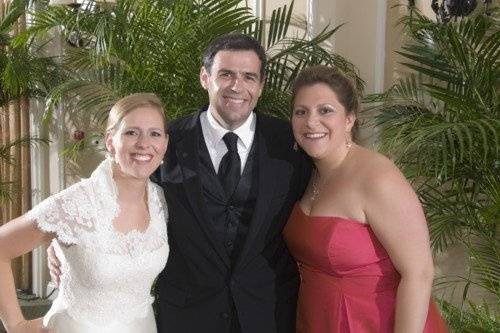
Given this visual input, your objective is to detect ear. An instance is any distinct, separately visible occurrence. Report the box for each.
[345,112,356,133]
[105,132,115,157]
[200,66,209,90]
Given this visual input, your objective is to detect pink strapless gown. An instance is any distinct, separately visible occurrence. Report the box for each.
[283,203,448,333]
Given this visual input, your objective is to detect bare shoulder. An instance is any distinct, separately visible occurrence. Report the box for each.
[350,146,412,198]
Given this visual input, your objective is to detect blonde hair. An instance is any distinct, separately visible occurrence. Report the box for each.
[106,93,168,134]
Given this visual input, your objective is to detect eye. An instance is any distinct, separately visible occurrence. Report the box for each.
[245,74,257,82]
[151,131,163,137]
[293,108,306,116]
[219,71,232,78]
[319,106,334,114]
[124,129,138,136]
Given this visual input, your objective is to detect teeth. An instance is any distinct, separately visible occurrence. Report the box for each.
[226,97,244,104]
[305,133,326,139]
[132,154,152,161]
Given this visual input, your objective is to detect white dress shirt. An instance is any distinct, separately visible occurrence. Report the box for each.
[200,109,256,174]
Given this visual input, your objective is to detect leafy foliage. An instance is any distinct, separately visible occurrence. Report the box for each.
[0,137,48,203]
[438,300,499,332]
[20,0,362,124]
[0,0,60,107]
[365,7,499,323]
[0,0,52,203]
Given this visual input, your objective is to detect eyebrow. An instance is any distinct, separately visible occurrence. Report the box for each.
[293,103,336,110]
[124,126,165,132]
[218,68,260,80]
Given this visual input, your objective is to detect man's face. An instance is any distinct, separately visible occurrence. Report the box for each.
[200,50,264,130]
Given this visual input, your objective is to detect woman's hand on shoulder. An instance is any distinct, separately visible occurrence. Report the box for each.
[6,317,54,333]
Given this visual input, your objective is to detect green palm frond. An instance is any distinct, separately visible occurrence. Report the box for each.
[369,7,499,319]
[0,0,60,107]
[23,0,361,124]
[438,300,499,333]
[0,137,49,203]
[0,137,49,164]
[467,236,500,297]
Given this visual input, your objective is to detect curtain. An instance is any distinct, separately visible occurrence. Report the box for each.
[0,0,32,292]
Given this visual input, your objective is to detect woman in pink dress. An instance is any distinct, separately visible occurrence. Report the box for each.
[283,65,447,333]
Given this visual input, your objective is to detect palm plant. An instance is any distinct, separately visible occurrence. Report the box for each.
[0,0,59,107]
[18,0,361,127]
[365,6,499,328]
[0,0,54,202]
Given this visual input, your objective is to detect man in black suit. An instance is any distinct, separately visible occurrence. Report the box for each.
[47,33,307,332]
[153,33,308,332]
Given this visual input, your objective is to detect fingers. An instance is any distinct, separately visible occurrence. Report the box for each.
[46,244,61,267]
[46,245,61,286]
[48,268,60,287]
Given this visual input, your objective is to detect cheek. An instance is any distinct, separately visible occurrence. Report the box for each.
[291,117,299,126]
[291,118,301,135]
[155,140,168,155]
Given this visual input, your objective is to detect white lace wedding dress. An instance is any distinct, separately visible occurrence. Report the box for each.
[26,159,169,333]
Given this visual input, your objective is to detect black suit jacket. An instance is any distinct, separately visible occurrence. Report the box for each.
[153,110,309,333]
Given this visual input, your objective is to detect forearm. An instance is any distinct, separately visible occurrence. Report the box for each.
[394,274,433,333]
[0,261,25,330]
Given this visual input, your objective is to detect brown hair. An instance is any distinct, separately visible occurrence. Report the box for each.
[292,65,360,141]
[106,93,168,134]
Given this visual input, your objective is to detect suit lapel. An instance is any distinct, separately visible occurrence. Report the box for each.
[234,117,279,271]
[175,113,231,269]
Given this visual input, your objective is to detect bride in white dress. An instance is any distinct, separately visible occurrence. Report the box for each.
[0,93,169,333]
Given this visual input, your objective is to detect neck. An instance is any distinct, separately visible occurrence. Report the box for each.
[112,165,147,202]
[313,144,354,179]
[207,105,245,131]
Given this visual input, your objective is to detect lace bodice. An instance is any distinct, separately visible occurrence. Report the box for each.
[26,159,169,327]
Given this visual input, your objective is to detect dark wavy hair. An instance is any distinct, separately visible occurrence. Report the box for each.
[202,33,267,81]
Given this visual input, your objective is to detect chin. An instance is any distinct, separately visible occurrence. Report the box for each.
[299,145,324,159]
[130,167,156,180]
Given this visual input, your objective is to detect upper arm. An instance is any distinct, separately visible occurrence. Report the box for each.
[364,163,433,276]
[0,215,53,261]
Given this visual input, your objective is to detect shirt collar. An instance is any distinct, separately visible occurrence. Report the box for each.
[205,107,256,150]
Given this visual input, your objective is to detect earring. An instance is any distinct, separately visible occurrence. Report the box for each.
[293,141,298,151]
[160,160,164,165]
[345,134,352,149]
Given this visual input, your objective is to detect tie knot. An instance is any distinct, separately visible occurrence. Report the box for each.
[223,132,239,153]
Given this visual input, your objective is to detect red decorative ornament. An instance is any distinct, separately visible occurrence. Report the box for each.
[73,130,85,141]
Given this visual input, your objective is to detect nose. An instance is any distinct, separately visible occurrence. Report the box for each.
[230,75,244,92]
[135,133,150,149]
[305,112,319,127]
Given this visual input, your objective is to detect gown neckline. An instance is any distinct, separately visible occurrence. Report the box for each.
[295,202,370,228]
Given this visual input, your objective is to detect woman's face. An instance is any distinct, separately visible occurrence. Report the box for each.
[106,106,168,181]
[291,83,355,161]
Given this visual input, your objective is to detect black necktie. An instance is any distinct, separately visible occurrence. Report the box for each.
[218,132,241,196]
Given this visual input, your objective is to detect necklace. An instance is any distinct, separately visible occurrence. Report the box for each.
[310,169,321,202]
[310,143,354,202]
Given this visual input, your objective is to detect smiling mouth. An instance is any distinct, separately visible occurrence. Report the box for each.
[224,96,246,104]
[304,133,327,139]
[131,153,153,162]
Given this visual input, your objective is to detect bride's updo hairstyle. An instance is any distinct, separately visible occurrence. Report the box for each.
[106,93,169,135]
[291,65,360,142]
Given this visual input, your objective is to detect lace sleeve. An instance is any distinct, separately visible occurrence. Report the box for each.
[25,180,95,245]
